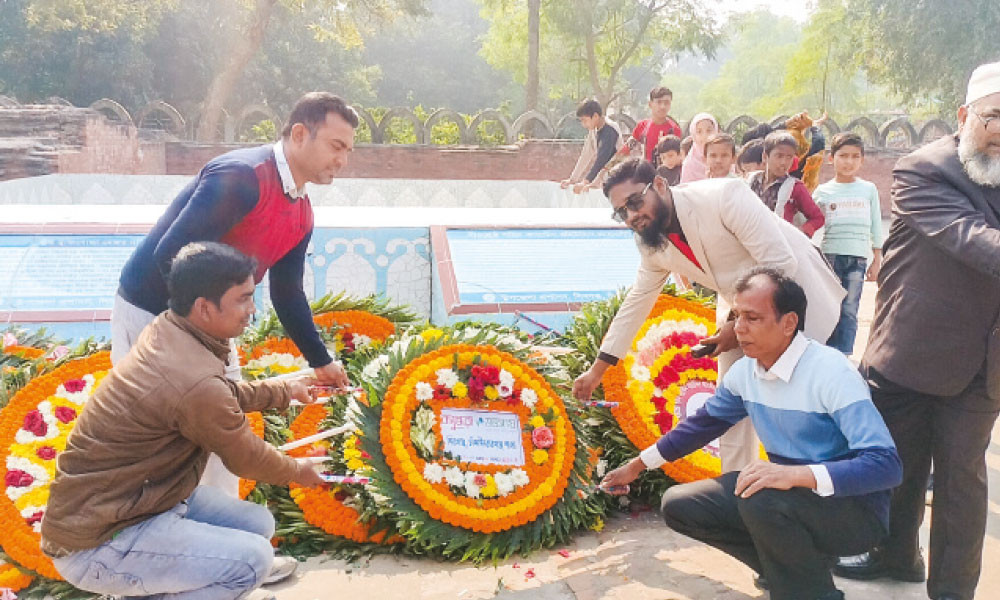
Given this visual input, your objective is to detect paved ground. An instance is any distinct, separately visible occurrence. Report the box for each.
[272,282,1000,599]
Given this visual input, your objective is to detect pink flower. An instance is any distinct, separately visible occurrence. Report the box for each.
[36,446,56,461]
[2,332,17,348]
[467,377,485,402]
[48,345,70,361]
[473,473,488,487]
[5,469,34,488]
[22,410,47,437]
[532,426,554,449]
[62,378,86,393]
[54,406,77,424]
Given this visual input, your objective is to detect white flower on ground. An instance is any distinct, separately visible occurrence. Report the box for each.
[436,368,459,389]
[415,382,434,401]
[423,462,445,484]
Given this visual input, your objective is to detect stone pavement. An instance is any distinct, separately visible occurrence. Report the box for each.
[271,282,1000,599]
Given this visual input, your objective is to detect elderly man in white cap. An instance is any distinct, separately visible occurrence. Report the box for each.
[835,62,1000,600]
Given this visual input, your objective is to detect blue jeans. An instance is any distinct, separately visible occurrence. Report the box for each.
[825,254,867,355]
[52,486,275,600]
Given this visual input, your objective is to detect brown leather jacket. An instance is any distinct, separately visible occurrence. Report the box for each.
[41,310,309,552]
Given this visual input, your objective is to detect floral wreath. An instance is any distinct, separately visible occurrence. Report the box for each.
[237,412,266,500]
[0,561,33,592]
[284,403,400,544]
[602,295,723,483]
[0,352,112,581]
[349,333,603,562]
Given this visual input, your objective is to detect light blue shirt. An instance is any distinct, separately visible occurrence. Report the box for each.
[813,178,883,258]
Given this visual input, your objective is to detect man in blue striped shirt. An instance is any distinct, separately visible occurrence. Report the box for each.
[601,266,902,600]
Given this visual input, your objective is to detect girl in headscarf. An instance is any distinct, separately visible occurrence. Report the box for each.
[679,113,719,183]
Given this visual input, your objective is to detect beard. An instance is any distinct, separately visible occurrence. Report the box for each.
[958,129,1000,187]
[635,193,672,251]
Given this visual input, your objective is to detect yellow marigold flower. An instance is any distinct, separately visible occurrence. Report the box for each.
[530,415,545,429]
[484,386,499,401]
[591,517,605,532]
[347,458,366,471]
[532,449,549,465]
[421,328,444,341]
[344,448,362,460]
[452,382,468,398]
[481,475,499,498]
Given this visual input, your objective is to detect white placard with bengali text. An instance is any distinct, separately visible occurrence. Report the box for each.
[440,408,524,466]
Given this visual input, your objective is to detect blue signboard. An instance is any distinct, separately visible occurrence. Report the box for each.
[445,229,640,304]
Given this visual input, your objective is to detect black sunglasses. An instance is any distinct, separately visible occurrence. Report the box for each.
[611,181,652,223]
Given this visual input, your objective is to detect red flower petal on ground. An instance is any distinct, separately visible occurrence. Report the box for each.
[22,410,47,437]
[557,550,570,558]
[5,469,34,488]
[36,446,56,461]
[54,406,77,424]
[62,378,87,393]
[531,426,554,449]
[524,569,536,579]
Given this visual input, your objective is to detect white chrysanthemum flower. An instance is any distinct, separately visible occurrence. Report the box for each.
[596,460,608,478]
[353,334,373,349]
[415,382,434,401]
[361,355,390,381]
[444,466,465,487]
[520,389,538,409]
[423,462,445,484]
[436,368,459,389]
[494,472,515,496]
[510,468,530,487]
[499,369,515,386]
[631,364,651,382]
[464,472,481,498]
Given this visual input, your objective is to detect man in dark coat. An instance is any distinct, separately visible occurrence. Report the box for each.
[835,62,1000,600]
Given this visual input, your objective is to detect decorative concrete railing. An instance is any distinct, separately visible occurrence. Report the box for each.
[0,94,955,150]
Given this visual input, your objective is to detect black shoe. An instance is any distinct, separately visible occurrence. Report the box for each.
[753,574,768,590]
[833,548,926,582]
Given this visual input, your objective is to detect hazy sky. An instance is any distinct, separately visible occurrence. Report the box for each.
[715,0,813,23]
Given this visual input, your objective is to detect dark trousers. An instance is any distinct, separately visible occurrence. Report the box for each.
[868,368,1000,600]
[661,471,884,600]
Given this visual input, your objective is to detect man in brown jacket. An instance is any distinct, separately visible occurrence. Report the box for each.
[835,63,1000,600]
[40,242,326,600]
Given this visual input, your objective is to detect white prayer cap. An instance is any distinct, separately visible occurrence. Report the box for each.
[966,62,1000,105]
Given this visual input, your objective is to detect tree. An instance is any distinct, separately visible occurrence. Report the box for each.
[16,0,428,140]
[847,0,1000,113]
[479,0,720,112]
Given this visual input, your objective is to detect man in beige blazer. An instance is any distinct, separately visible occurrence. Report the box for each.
[573,158,845,471]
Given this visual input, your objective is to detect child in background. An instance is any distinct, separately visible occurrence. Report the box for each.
[561,99,623,193]
[736,139,764,176]
[616,87,682,162]
[747,131,824,237]
[680,136,693,161]
[812,132,883,355]
[652,135,682,185]
[704,133,738,179]
[680,113,719,183]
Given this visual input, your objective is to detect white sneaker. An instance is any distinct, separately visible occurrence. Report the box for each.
[245,589,277,600]
[262,555,298,585]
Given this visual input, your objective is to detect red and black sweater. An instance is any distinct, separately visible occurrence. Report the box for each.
[119,145,331,367]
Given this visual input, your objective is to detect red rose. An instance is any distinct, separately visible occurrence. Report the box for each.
[483,365,501,385]
[54,406,77,424]
[468,377,485,401]
[531,426,554,449]
[62,378,86,393]
[22,410,47,437]
[36,446,56,461]
[654,411,674,434]
[5,469,34,488]
[473,473,488,487]
[653,367,679,389]
[26,510,44,525]
[342,333,355,352]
